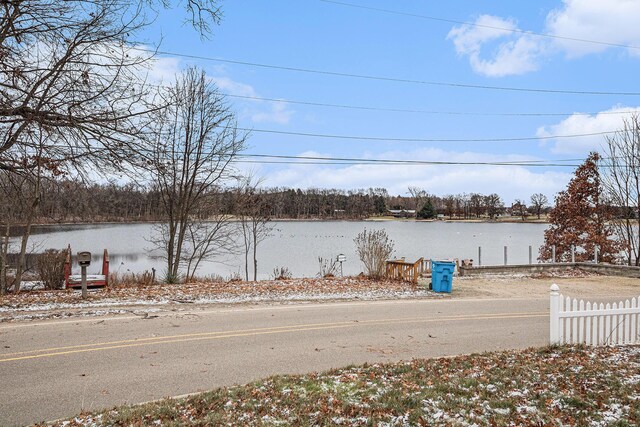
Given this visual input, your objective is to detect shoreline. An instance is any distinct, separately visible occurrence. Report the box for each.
[17,216,550,229]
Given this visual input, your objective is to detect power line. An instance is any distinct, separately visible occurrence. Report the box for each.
[234,160,578,167]
[33,69,640,117]
[223,93,640,118]
[131,47,640,96]
[236,127,617,143]
[235,153,582,167]
[319,0,640,51]
[239,153,584,164]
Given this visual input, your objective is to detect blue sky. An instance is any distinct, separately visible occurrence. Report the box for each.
[142,0,640,203]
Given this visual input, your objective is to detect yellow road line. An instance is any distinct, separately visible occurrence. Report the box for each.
[0,312,546,363]
[0,311,546,358]
[0,298,549,330]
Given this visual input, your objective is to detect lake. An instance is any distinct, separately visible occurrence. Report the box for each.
[17,221,548,280]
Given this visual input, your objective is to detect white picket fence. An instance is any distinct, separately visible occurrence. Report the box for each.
[550,284,640,346]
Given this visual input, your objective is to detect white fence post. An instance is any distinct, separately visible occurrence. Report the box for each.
[550,287,640,346]
[550,284,560,344]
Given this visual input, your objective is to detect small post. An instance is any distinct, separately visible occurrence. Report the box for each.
[336,254,346,277]
[528,245,532,265]
[77,251,91,300]
[478,246,482,267]
[571,245,575,263]
[594,245,599,264]
[504,246,508,266]
[550,284,560,344]
[81,265,87,299]
[552,245,556,263]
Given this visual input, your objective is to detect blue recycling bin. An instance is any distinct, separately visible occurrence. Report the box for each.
[431,260,455,293]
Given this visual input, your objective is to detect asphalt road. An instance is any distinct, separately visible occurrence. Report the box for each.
[0,298,550,426]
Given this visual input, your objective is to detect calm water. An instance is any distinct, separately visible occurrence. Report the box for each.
[17,221,548,280]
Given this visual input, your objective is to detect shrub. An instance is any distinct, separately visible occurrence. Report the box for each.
[317,257,339,278]
[36,249,67,290]
[354,228,394,278]
[163,271,181,284]
[109,270,156,286]
[227,272,243,282]
[272,266,293,280]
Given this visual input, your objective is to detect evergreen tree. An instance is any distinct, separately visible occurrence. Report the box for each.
[417,199,437,219]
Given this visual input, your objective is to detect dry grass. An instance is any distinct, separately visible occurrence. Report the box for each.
[36,345,640,426]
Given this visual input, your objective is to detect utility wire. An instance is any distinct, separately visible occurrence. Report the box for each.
[236,127,617,143]
[319,0,640,51]
[32,68,639,116]
[238,153,585,165]
[233,159,580,167]
[224,93,640,118]
[131,47,640,96]
[234,153,582,167]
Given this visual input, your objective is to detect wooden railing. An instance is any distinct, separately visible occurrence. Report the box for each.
[385,257,424,283]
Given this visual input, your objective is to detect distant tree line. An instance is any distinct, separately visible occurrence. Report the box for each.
[0,178,551,224]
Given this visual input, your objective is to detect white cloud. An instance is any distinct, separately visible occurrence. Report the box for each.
[144,59,294,125]
[448,15,517,54]
[251,101,294,125]
[547,0,640,57]
[447,15,544,77]
[536,106,640,154]
[210,76,257,97]
[209,77,294,124]
[263,148,570,203]
[147,56,182,83]
[449,1,640,76]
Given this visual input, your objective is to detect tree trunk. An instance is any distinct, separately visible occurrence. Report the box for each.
[13,217,34,293]
[0,228,8,295]
[253,229,258,282]
[13,176,40,293]
[241,219,250,281]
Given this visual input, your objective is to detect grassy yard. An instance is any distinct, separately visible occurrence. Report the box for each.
[38,345,639,426]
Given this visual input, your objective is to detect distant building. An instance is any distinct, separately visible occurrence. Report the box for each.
[387,209,416,218]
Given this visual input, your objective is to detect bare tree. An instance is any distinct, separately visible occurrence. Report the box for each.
[0,1,222,170]
[511,199,528,221]
[0,135,60,292]
[150,68,246,282]
[443,195,456,219]
[602,115,640,266]
[408,186,428,212]
[0,0,223,289]
[530,193,548,219]
[483,194,504,219]
[469,193,484,218]
[237,176,273,281]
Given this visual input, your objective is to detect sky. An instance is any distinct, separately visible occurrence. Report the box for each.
[140,0,640,204]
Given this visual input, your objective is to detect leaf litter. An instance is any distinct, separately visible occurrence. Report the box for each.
[36,345,640,426]
[0,277,443,322]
